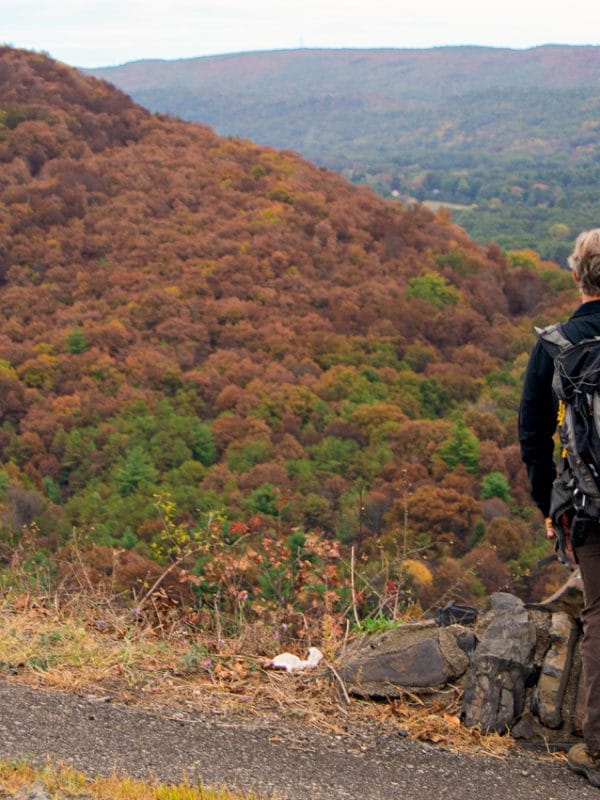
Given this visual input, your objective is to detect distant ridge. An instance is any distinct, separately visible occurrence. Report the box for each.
[86,45,600,264]
[88,45,600,96]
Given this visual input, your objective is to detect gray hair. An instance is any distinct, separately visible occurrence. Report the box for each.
[568,229,600,296]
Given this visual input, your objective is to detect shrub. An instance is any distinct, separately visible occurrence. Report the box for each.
[406,271,460,308]
[481,471,511,501]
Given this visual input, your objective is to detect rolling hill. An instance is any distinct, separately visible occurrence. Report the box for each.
[0,46,576,613]
[87,46,600,265]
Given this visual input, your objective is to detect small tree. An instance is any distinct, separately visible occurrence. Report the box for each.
[481,471,511,502]
[437,419,480,473]
[406,271,460,309]
[117,447,157,496]
[65,326,90,354]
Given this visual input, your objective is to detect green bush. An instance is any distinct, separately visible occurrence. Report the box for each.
[406,271,460,308]
[437,419,480,473]
[65,327,90,354]
[481,471,511,501]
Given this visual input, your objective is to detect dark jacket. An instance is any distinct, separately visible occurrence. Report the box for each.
[519,299,600,517]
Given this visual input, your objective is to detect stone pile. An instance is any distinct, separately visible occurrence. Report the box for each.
[339,582,585,743]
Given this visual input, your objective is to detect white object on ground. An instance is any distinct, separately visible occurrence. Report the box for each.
[266,646,324,673]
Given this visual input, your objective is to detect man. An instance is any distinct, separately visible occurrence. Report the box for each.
[519,228,600,787]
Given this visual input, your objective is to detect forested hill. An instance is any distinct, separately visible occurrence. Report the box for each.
[0,47,576,611]
[87,45,600,265]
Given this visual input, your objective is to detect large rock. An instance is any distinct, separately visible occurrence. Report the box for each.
[461,593,537,733]
[339,621,473,698]
[532,611,578,728]
[536,568,584,618]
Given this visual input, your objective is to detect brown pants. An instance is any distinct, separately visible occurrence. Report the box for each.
[575,533,600,752]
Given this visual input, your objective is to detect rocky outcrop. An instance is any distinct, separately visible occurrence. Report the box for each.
[461,593,539,733]
[534,569,584,617]
[339,583,588,744]
[532,611,578,728]
[339,621,473,698]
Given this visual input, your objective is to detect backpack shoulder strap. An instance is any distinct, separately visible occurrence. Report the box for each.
[535,322,572,358]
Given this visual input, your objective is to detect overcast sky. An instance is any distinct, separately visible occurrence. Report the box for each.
[3,0,600,68]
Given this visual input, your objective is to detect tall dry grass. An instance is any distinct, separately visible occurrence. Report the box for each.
[0,760,267,799]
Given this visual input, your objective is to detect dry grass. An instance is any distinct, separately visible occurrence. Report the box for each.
[390,699,514,756]
[0,759,267,799]
[0,589,513,758]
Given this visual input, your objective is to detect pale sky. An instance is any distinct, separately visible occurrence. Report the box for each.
[2,0,600,68]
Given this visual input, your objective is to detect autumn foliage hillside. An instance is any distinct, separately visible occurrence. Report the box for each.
[90,46,600,266]
[0,48,577,619]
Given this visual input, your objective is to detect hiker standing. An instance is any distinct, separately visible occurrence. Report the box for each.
[519,228,600,787]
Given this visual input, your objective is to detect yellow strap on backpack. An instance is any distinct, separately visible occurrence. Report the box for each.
[557,399,568,459]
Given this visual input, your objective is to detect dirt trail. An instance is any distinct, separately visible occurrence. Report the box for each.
[0,680,597,799]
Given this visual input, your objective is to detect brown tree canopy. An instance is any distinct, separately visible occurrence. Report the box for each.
[0,47,574,606]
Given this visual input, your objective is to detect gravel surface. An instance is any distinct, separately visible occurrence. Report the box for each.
[0,680,598,799]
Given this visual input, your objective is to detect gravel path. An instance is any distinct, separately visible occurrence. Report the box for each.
[0,680,598,799]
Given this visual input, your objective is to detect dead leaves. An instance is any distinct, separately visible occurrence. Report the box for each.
[391,699,513,756]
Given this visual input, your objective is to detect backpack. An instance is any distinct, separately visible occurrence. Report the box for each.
[538,323,600,520]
